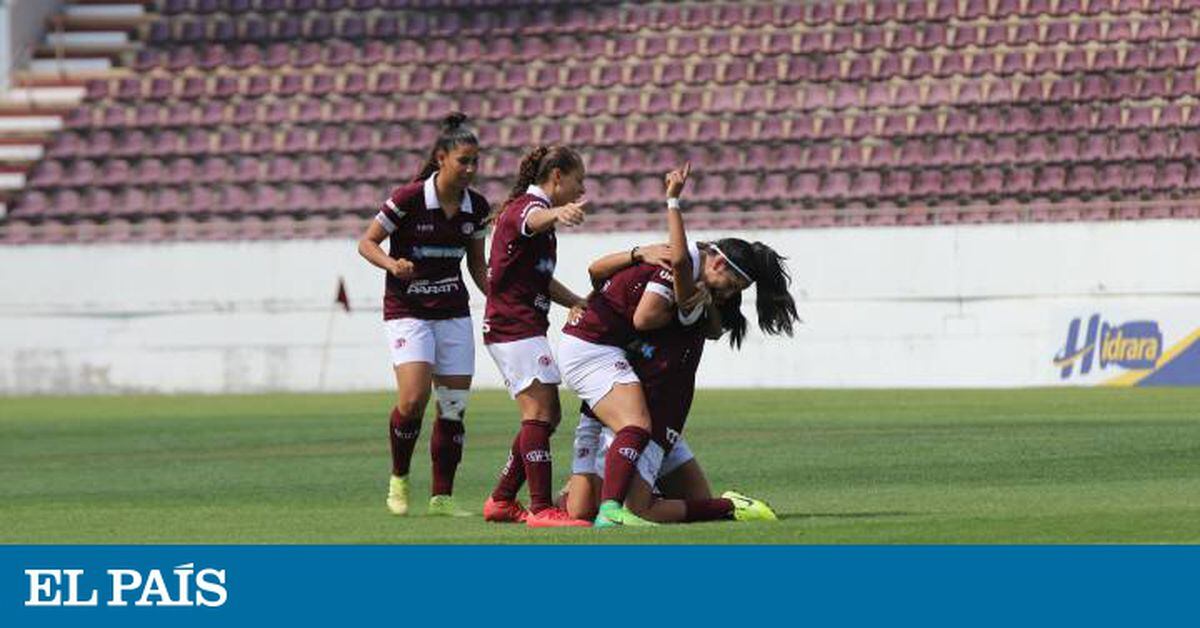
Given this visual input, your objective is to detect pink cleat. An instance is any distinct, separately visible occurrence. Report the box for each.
[525,507,591,528]
[484,497,529,523]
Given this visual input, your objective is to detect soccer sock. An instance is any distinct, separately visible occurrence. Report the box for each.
[684,498,735,522]
[388,407,422,477]
[600,426,651,504]
[518,419,554,513]
[430,418,464,496]
[490,433,526,502]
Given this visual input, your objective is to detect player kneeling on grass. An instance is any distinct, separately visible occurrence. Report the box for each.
[558,163,799,526]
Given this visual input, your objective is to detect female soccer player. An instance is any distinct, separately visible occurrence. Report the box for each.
[480,145,593,528]
[357,113,489,517]
[558,163,798,527]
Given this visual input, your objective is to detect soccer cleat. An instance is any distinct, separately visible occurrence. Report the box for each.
[386,475,409,516]
[483,497,529,523]
[428,495,473,517]
[592,500,657,528]
[525,507,591,528]
[722,490,778,522]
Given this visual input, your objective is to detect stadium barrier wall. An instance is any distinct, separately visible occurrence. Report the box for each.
[1,220,1197,394]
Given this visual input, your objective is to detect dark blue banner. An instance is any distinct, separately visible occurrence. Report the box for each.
[2,546,1194,627]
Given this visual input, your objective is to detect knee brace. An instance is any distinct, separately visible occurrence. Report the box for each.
[434,386,469,422]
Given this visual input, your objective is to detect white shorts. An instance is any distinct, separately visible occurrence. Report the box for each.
[384,317,474,376]
[571,413,694,486]
[557,335,640,409]
[485,336,561,398]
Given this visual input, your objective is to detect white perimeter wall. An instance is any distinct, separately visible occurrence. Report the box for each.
[1,220,1197,394]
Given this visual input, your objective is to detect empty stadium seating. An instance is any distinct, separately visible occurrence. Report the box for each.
[4,0,1200,243]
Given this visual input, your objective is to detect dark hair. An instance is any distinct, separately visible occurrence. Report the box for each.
[413,112,478,182]
[707,238,799,339]
[504,144,584,205]
[717,290,748,349]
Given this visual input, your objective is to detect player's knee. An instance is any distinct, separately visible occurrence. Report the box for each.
[393,395,427,420]
[434,386,469,422]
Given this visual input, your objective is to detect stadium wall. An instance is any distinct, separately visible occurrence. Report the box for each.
[1,220,1197,394]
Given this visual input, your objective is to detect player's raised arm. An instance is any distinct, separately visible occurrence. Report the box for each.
[664,162,703,318]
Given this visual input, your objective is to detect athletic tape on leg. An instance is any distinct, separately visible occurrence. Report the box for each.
[435,386,469,422]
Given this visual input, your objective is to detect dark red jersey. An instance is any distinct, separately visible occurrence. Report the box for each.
[376,174,489,321]
[627,318,708,451]
[563,263,673,347]
[483,186,558,344]
[564,243,700,348]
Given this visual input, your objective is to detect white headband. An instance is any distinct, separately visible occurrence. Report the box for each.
[711,244,754,286]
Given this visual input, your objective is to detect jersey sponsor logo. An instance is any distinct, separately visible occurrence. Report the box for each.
[534,258,556,274]
[533,294,551,312]
[617,447,639,462]
[406,277,462,295]
[1054,314,1163,379]
[524,449,551,463]
[417,223,434,233]
[409,245,466,260]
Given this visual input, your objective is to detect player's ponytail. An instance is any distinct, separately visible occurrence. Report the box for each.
[712,238,799,338]
[718,290,748,349]
[413,111,479,182]
[504,145,584,206]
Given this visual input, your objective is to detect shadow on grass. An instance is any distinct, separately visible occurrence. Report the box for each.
[779,511,918,520]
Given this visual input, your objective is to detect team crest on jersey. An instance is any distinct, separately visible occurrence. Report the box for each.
[461,223,475,235]
[534,258,556,274]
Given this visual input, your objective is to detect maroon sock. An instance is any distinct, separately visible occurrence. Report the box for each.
[388,407,422,477]
[518,420,554,513]
[490,433,526,502]
[600,426,650,504]
[684,498,735,522]
[430,419,464,496]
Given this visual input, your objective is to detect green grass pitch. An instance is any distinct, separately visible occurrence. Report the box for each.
[1,388,1197,544]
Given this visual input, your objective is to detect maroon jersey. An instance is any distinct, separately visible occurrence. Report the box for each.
[564,264,672,347]
[376,173,489,321]
[564,243,700,348]
[629,319,707,451]
[580,316,707,452]
[483,186,558,344]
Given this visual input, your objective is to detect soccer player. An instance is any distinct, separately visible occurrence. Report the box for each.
[558,163,798,527]
[357,113,489,517]
[480,145,593,527]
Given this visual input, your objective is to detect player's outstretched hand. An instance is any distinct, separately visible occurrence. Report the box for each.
[637,243,673,269]
[555,198,588,228]
[390,258,415,279]
[665,162,691,199]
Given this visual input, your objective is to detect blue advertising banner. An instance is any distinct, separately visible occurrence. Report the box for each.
[1,546,1194,627]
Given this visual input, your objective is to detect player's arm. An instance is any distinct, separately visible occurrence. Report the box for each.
[549,277,587,309]
[524,199,589,235]
[701,299,724,339]
[664,162,700,309]
[587,243,672,285]
[465,237,487,295]
[632,289,674,331]
[357,219,414,279]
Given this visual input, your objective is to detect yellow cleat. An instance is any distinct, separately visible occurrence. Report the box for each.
[386,475,409,516]
[723,490,778,522]
[428,495,474,517]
